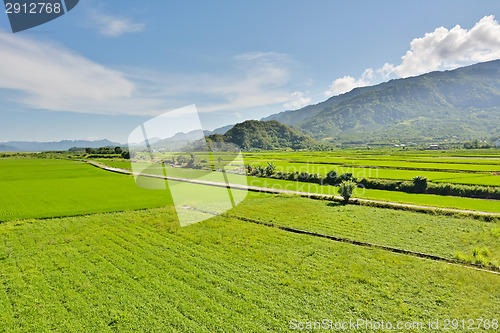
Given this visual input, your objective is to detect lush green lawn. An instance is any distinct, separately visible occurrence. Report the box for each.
[0,159,172,222]
[85,159,500,213]
[239,149,500,186]
[0,205,499,332]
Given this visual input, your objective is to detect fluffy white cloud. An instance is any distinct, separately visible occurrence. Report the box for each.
[90,12,145,37]
[326,15,500,96]
[283,91,311,109]
[394,15,500,77]
[325,68,373,96]
[0,32,136,112]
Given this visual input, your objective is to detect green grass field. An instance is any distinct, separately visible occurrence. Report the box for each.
[0,153,499,331]
[250,156,500,172]
[246,160,500,186]
[0,205,499,332]
[93,148,500,186]
[231,195,500,265]
[109,165,500,213]
[0,159,172,222]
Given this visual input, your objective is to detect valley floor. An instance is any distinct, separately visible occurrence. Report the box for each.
[0,153,498,331]
[0,203,499,332]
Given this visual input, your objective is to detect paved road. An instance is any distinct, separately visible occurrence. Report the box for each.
[87,161,500,218]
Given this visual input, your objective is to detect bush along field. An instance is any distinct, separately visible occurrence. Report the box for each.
[244,163,500,200]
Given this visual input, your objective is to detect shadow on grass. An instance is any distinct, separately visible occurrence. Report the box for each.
[326,201,347,208]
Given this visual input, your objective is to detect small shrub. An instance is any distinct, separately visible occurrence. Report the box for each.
[412,176,428,193]
[264,162,276,176]
[338,180,357,203]
[340,172,355,181]
[324,170,338,185]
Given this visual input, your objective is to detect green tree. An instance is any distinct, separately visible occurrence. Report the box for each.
[176,155,187,165]
[412,176,428,193]
[338,180,357,203]
[121,150,130,159]
[324,170,338,185]
[254,165,265,176]
[245,164,254,174]
[186,153,201,169]
[340,172,355,181]
[264,162,276,176]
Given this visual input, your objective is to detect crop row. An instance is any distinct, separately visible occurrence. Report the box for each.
[1,205,500,330]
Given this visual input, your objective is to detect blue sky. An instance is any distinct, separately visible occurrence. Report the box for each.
[0,0,499,143]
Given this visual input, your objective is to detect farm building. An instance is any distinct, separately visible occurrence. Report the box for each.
[495,140,500,148]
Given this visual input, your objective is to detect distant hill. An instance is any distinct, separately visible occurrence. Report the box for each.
[207,120,316,150]
[0,144,21,152]
[0,139,121,152]
[262,60,500,143]
[204,124,235,136]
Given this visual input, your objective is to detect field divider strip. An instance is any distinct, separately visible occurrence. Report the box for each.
[286,160,496,174]
[179,205,500,275]
[85,160,500,219]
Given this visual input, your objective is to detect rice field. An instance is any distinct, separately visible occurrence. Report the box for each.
[106,148,500,186]
[0,152,499,331]
[91,164,500,213]
[0,204,499,332]
[231,195,500,265]
[0,159,172,222]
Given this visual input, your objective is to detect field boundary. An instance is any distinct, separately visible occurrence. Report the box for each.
[179,205,500,274]
[86,160,500,220]
[229,215,500,274]
[287,160,495,174]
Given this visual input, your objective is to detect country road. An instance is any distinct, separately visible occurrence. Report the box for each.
[86,161,500,218]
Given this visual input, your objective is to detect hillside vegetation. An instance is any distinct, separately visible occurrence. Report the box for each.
[207,120,316,150]
[263,60,500,143]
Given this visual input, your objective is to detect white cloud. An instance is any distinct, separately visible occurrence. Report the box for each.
[376,63,395,80]
[0,37,303,117]
[0,32,136,113]
[326,15,500,96]
[393,15,500,77]
[283,91,311,109]
[90,12,145,37]
[325,68,373,96]
[144,52,300,114]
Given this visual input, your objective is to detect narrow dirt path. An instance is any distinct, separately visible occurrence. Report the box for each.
[86,161,500,218]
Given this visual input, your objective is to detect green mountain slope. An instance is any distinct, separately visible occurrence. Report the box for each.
[207,120,316,150]
[264,60,500,143]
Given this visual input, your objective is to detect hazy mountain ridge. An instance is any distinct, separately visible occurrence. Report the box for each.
[0,145,21,152]
[0,139,121,152]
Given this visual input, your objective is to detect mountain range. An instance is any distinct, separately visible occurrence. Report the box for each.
[2,60,499,151]
[0,139,121,152]
[262,60,500,143]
